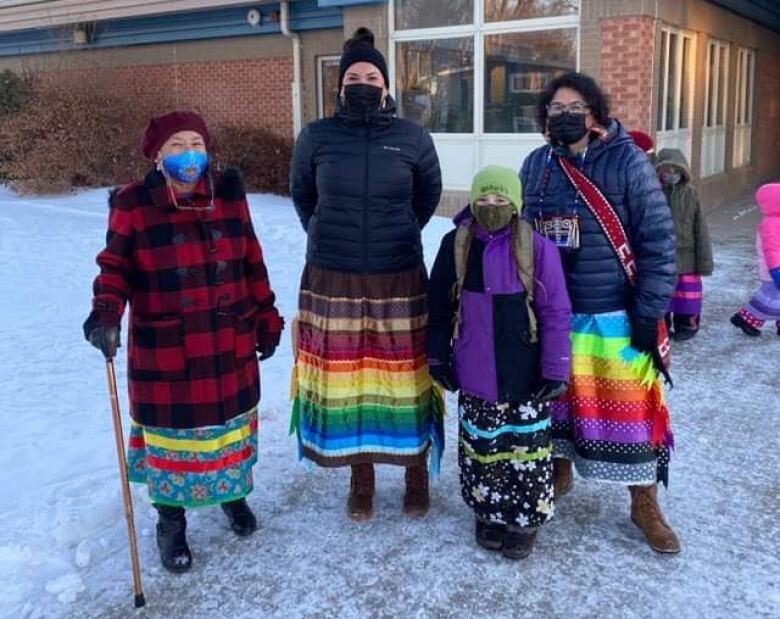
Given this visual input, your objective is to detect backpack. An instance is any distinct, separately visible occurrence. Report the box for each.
[451,216,538,343]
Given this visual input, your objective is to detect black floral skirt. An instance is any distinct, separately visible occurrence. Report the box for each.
[458,393,554,528]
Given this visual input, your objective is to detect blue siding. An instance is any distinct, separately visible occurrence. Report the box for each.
[0,1,343,57]
[318,0,385,7]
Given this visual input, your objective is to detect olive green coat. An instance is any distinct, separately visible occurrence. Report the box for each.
[657,149,714,276]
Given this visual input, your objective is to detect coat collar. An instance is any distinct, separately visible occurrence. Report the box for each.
[143,169,213,211]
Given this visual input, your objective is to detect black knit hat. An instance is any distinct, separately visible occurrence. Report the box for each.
[338,27,388,89]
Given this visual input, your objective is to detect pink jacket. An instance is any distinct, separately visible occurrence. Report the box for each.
[756,183,780,281]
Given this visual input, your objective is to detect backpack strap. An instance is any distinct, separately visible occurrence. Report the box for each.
[452,219,538,344]
[512,217,538,343]
[451,224,473,340]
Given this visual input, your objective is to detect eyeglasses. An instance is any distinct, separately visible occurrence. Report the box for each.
[547,101,590,116]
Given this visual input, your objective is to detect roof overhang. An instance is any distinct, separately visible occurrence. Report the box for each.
[0,0,284,33]
[707,0,780,34]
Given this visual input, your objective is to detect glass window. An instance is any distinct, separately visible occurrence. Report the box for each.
[735,48,755,127]
[483,29,576,133]
[704,41,728,129]
[733,47,755,168]
[396,37,475,133]
[679,36,691,129]
[485,0,578,22]
[657,30,667,130]
[664,32,678,130]
[705,43,716,127]
[746,51,755,124]
[394,0,473,30]
[317,56,341,119]
[716,45,727,126]
[657,29,694,132]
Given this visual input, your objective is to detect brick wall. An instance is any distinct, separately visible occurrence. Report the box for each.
[754,47,780,183]
[598,15,656,133]
[40,56,294,136]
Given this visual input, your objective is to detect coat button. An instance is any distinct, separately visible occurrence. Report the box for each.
[172,233,187,244]
[176,266,189,277]
[215,260,228,272]
[211,230,223,241]
[180,297,193,308]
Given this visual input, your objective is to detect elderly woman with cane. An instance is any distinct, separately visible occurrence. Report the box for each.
[83,111,283,572]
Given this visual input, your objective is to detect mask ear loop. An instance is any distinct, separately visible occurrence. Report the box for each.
[588,123,608,141]
[157,157,215,212]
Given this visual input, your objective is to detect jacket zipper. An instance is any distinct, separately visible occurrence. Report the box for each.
[362,121,370,272]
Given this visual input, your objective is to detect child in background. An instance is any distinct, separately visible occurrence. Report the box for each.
[730,183,780,337]
[427,166,571,560]
[656,149,714,340]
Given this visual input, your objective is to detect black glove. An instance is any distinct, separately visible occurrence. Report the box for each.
[630,318,657,354]
[87,325,120,359]
[533,379,568,403]
[429,363,459,392]
[630,318,673,387]
[256,344,277,361]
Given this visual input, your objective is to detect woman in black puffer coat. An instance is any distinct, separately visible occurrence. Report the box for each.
[289,28,443,521]
[520,72,680,554]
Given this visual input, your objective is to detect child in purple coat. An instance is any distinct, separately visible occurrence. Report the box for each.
[427,166,572,559]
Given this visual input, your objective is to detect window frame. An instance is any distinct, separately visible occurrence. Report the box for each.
[703,39,729,130]
[316,54,342,120]
[388,0,580,137]
[732,46,756,168]
[656,26,696,134]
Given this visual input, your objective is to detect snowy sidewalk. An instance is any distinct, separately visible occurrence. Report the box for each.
[0,187,777,619]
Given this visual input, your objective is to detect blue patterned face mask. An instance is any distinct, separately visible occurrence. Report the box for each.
[160,150,209,183]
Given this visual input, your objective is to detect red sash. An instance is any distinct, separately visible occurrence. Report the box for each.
[557,155,672,377]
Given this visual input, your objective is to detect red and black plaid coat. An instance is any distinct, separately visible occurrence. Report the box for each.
[85,168,283,429]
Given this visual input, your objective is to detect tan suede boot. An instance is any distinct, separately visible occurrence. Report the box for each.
[553,458,574,497]
[347,463,375,521]
[402,463,430,518]
[629,484,681,554]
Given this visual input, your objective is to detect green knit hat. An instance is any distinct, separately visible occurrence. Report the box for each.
[469,165,523,213]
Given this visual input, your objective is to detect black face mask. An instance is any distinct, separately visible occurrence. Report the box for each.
[547,112,589,146]
[343,83,383,116]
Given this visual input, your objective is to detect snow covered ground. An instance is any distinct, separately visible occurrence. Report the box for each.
[0,186,777,619]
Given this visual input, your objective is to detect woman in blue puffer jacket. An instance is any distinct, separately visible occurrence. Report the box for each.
[520,72,679,554]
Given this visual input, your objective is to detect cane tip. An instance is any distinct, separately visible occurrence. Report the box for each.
[134,593,146,608]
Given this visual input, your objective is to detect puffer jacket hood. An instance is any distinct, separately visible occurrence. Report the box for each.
[756,182,780,217]
[656,148,691,183]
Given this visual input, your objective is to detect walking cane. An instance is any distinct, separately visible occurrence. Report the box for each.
[105,358,146,608]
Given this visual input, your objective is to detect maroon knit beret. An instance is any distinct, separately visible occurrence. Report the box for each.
[628,130,655,154]
[141,111,211,161]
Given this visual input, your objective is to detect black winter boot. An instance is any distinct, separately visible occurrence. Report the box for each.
[220,498,257,537]
[475,517,504,551]
[502,526,538,560]
[154,505,192,573]
[730,312,761,336]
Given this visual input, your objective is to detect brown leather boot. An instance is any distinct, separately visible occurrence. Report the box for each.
[347,463,375,521]
[402,463,430,518]
[553,458,573,498]
[629,484,681,554]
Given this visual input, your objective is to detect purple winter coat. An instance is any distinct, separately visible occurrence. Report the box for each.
[427,209,572,404]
